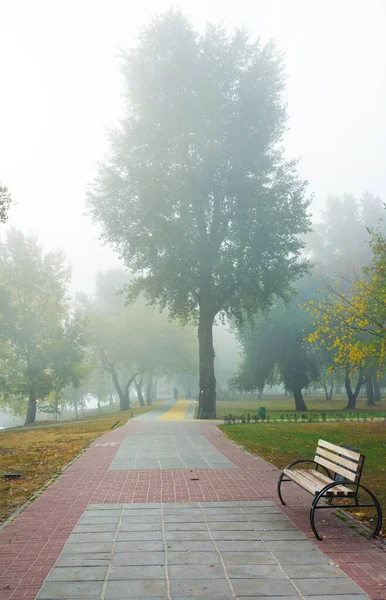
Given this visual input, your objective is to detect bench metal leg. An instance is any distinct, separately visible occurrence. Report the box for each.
[277,471,287,506]
[310,482,383,540]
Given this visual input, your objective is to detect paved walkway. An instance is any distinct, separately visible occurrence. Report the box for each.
[0,401,385,600]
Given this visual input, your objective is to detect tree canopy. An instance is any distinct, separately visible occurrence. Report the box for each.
[88,11,311,418]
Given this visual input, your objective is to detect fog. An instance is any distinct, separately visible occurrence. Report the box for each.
[1,1,386,424]
[1,0,386,292]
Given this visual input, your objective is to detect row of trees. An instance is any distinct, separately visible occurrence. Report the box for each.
[233,194,386,410]
[0,230,198,424]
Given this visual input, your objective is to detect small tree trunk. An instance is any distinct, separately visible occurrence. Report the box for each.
[153,377,158,402]
[146,372,153,405]
[344,366,364,409]
[74,399,78,420]
[328,382,334,401]
[134,377,145,406]
[366,374,376,406]
[323,382,329,401]
[197,308,216,419]
[373,376,381,402]
[258,387,263,400]
[25,389,37,425]
[97,398,102,413]
[293,388,307,411]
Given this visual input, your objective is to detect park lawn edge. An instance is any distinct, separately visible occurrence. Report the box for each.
[0,405,156,526]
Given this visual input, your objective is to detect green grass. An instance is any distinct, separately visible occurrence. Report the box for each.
[0,403,159,524]
[220,421,386,534]
[215,394,386,419]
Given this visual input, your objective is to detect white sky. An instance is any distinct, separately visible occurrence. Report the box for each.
[1,0,386,293]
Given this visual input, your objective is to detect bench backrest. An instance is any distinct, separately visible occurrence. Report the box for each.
[314,439,364,483]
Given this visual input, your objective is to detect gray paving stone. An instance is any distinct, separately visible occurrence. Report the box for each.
[62,542,113,554]
[164,522,208,531]
[106,579,167,598]
[79,516,119,524]
[303,596,369,600]
[248,514,291,522]
[125,503,162,508]
[295,577,366,596]
[273,551,329,565]
[46,567,107,582]
[169,579,233,598]
[168,564,225,579]
[208,521,254,531]
[164,514,205,523]
[215,540,266,552]
[165,531,211,541]
[258,530,307,541]
[264,540,317,552]
[164,541,216,552]
[116,531,163,541]
[109,566,165,580]
[54,553,111,567]
[226,564,286,579]
[120,523,162,532]
[204,513,247,522]
[114,540,164,552]
[221,552,276,565]
[211,530,261,540]
[167,551,221,565]
[231,578,297,596]
[36,581,103,598]
[282,564,345,579]
[68,532,115,542]
[112,552,165,566]
[76,523,117,533]
[249,522,298,531]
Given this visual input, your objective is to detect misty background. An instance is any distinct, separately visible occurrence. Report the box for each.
[1,0,386,293]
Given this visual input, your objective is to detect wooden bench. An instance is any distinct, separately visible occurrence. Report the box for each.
[277,439,382,540]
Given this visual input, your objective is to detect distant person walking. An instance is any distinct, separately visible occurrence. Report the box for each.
[173,387,179,402]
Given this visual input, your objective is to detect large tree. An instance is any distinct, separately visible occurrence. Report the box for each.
[0,229,87,423]
[88,12,310,418]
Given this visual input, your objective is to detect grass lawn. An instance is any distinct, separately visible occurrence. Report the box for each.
[220,421,386,534]
[0,404,155,525]
[216,394,386,419]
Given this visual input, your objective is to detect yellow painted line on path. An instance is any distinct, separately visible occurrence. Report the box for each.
[158,399,190,421]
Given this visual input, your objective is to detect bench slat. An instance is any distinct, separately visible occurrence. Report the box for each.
[284,468,354,496]
[314,455,357,482]
[306,470,351,494]
[294,470,352,496]
[318,439,361,461]
[315,447,359,472]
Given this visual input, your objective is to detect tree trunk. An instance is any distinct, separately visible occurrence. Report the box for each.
[328,382,334,401]
[258,387,263,400]
[293,388,307,411]
[146,372,153,405]
[111,370,129,411]
[197,309,216,419]
[25,389,37,425]
[323,382,329,401]
[366,373,376,406]
[134,377,145,406]
[344,365,364,409]
[153,377,158,402]
[373,376,381,402]
[74,399,78,420]
[97,398,102,413]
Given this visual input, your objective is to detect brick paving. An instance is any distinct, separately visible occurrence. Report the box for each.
[0,415,385,599]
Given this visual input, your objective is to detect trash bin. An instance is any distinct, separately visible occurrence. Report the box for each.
[258,406,266,419]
